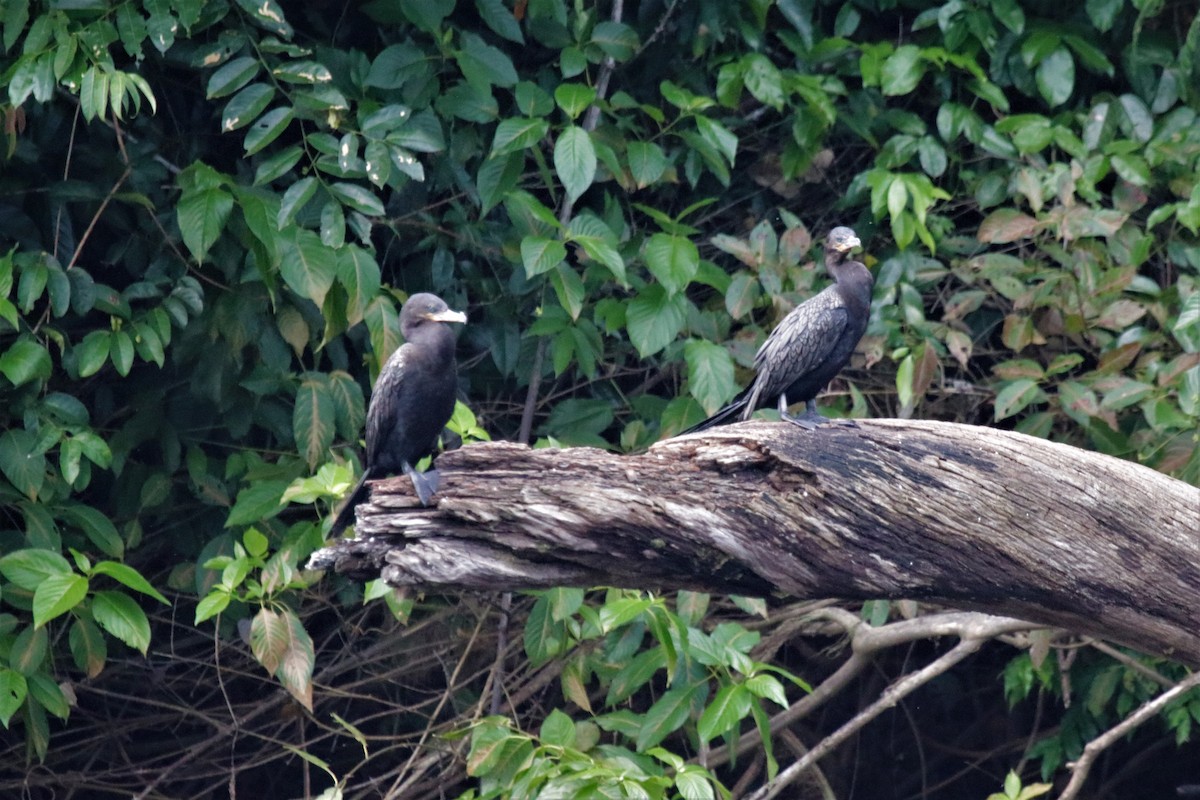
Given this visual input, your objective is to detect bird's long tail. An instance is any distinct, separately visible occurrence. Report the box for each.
[679,392,749,435]
[328,468,372,538]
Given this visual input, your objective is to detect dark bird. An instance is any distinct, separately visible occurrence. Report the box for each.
[329,293,466,536]
[683,226,873,433]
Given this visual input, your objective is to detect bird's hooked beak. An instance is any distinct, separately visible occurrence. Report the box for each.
[835,234,862,253]
[427,308,467,325]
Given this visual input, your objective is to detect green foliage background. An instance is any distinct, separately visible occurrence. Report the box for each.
[0,0,1198,797]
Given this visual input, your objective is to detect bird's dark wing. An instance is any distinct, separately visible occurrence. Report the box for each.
[365,341,413,466]
[744,290,849,413]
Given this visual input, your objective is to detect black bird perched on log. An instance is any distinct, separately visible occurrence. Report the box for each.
[683,226,873,433]
[329,293,466,536]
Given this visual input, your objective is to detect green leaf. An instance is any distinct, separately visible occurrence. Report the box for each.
[250,606,290,675]
[553,125,596,202]
[539,708,576,747]
[233,0,293,37]
[994,379,1043,421]
[277,176,317,228]
[685,339,736,414]
[554,83,596,120]
[475,0,524,43]
[91,562,170,605]
[294,379,335,469]
[177,185,234,264]
[745,673,789,707]
[477,151,524,216]
[92,591,151,655]
[227,479,290,527]
[281,230,337,308]
[1035,46,1074,108]
[206,56,259,99]
[69,618,107,679]
[0,429,46,501]
[549,263,585,321]
[194,590,231,624]
[75,329,110,377]
[644,232,699,296]
[1085,0,1122,32]
[221,82,274,131]
[63,504,124,558]
[0,549,72,592]
[523,594,566,667]
[27,672,69,720]
[882,45,925,95]
[0,338,51,386]
[520,236,567,278]
[336,246,381,328]
[638,681,705,751]
[327,182,384,217]
[627,141,667,189]
[590,21,638,61]
[110,330,134,376]
[33,573,88,628]
[0,669,28,727]
[244,106,294,155]
[606,647,667,706]
[697,683,752,744]
[741,53,785,110]
[274,609,316,710]
[627,285,687,357]
[456,31,518,90]
[9,625,48,674]
[365,43,425,89]
[489,117,549,157]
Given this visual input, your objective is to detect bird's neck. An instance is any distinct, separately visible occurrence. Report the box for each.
[828,258,873,311]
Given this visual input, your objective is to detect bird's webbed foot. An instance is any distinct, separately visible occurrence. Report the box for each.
[404,465,440,506]
[782,409,829,430]
[780,399,852,431]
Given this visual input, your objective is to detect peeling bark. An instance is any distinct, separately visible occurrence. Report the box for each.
[309,419,1200,666]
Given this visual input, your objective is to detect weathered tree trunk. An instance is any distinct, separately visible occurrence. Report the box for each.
[309,419,1200,666]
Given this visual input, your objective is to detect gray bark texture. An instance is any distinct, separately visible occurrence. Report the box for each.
[308,419,1200,666]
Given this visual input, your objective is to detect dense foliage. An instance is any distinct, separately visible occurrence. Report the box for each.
[1,0,1198,797]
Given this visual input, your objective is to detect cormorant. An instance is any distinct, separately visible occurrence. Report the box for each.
[329,293,466,536]
[683,226,873,433]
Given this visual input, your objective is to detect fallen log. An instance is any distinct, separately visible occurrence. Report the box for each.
[308,419,1200,666]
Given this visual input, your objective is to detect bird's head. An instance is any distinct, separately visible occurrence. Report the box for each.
[826,226,862,255]
[404,293,467,326]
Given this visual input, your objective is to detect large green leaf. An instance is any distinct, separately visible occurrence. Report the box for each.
[520,236,566,278]
[32,573,88,628]
[1035,46,1074,108]
[68,618,107,679]
[637,680,706,752]
[882,44,925,95]
[553,125,596,202]
[684,339,737,414]
[92,590,151,655]
[0,669,28,727]
[626,285,688,357]
[0,549,71,591]
[0,429,45,501]
[177,184,234,264]
[490,117,549,157]
[280,230,337,309]
[644,233,699,296]
[91,562,170,605]
[0,337,51,386]
[336,245,381,328]
[293,379,335,469]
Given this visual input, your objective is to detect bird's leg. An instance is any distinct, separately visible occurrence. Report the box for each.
[781,397,831,431]
[402,462,439,506]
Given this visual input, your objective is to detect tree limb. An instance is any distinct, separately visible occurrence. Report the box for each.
[309,419,1200,666]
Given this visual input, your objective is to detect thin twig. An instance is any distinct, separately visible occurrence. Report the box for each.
[746,639,984,800]
[1058,670,1200,800]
